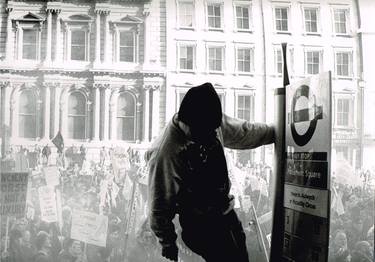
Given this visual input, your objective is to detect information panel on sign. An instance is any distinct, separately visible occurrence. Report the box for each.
[283,72,332,262]
[0,172,28,216]
[71,210,108,247]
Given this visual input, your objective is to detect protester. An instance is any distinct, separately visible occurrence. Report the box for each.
[33,231,52,262]
[147,83,275,262]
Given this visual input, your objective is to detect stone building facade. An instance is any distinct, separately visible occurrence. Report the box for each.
[0,0,166,160]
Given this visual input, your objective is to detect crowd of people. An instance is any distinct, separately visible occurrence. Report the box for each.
[0,144,374,262]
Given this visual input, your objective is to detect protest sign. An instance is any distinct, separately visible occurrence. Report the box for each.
[38,186,58,223]
[283,72,332,262]
[43,166,60,186]
[0,172,28,216]
[71,210,108,247]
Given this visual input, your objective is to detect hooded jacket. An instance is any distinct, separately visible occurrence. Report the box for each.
[147,113,275,250]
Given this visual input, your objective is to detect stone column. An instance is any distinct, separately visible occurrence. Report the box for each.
[1,82,10,157]
[143,87,150,142]
[45,10,52,63]
[93,85,100,141]
[43,84,51,139]
[5,5,13,62]
[54,86,62,134]
[104,12,110,64]
[109,100,116,140]
[142,9,150,66]
[94,11,101,64]
[54,10,62,63]
[103,87,111,141]
[151,86,160,139]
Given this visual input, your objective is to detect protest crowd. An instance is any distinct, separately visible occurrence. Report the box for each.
[0,143,374,262]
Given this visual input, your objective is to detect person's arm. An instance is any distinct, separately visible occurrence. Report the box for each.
[220,114,275,149]
[148,149,181,261]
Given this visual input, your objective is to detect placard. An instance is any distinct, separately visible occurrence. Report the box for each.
[38,186,58,223]
[71,210,108,247]
[0,172,28,216]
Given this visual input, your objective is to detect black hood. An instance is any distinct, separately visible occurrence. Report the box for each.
[178,82,222,131]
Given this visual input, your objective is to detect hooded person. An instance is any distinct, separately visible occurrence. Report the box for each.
[147,83,275,262]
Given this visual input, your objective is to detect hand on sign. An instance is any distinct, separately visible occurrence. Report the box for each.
[223,194,235,215]
[161,244,178,261]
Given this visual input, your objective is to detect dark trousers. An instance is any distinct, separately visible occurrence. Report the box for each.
[179,210,249,262]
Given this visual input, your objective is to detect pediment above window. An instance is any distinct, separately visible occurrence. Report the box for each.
[14,12,45,22]
[110,15,143,32]
[68,14,93,22]
[13,12,45,30]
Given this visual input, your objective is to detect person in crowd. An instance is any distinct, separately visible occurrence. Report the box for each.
[58,239,85,262]
[33,231,52,262]
[8,228,24,262]
[20,230,36,262]
[147,83,275,262]
[42,144,51,166]
[351,241,373,262]
[329,230,351,262]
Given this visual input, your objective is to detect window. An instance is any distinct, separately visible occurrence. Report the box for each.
[235,5,250,30]
[334,9,348,34]
[179,45,194,70]
[179,1,194,28]
[336,52,352,77]
[237,48,253,73]
[19,90,37,138]
[117,92,136,141]
[305,51,320,75]
[275,49,283,74]
[336,98,350,126]
[237,95,253,121]
[208,47,224,72]
[22,29,38,60]
[207,3,222,29]
[119,31,135,62]
[68,92,87,139]
[275,7,288,32]
[71,30,86,61]
[336,146,349,161]
[237,94,254,165]
[304,8,319,33]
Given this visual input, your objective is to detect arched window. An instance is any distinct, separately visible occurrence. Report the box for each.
[18,90,37,138]
[117,92,136,141]
[68,92,87,139]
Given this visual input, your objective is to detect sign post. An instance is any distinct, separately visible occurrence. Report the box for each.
[282,72,332,261]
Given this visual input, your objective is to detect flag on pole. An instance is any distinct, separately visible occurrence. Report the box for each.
[52,131,64,153]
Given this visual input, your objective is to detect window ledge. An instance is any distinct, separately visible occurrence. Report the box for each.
[304,32,322,36]
[177,69,197,74]
[333,126,356,130]
[276,31,292,35]
[235,72,255,76]
[235,29,253,33]
[333,76,354,80]
[333,33,352,38]
[207,28,224,32]
[177,26,195,31]
[207,71,225,75]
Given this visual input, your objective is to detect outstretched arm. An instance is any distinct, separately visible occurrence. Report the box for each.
[220,114,275,150]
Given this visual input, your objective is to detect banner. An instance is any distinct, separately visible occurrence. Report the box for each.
[0,172,28,216]
[43,166,60,186]
[38,186,58,223]
[71,210,108,247]
[283,72,332,262]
